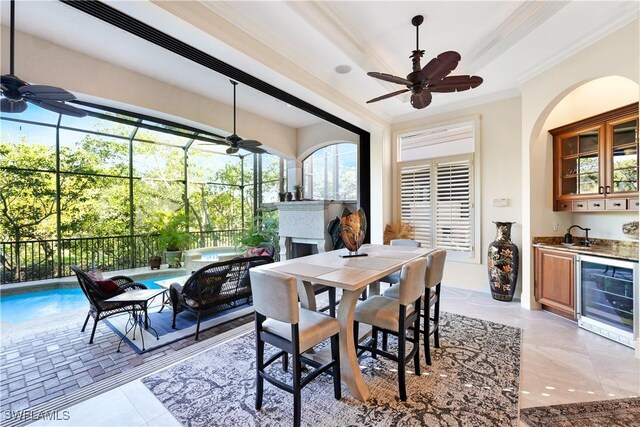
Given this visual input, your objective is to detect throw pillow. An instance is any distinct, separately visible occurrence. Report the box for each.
[96,279,120,294]
[249,247,268,257]
[87,269,104,281]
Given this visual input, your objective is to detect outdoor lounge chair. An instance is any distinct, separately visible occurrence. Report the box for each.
[169,255,274,340]
[70,265,148,344]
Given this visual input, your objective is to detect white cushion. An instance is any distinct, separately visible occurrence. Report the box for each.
[354,295,415,332]
[262,308,339,352]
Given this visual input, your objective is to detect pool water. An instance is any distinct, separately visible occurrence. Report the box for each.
[0,275,178,324]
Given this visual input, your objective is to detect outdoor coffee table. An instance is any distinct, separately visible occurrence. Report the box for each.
[105,289,168,352]
[154,275,191,313]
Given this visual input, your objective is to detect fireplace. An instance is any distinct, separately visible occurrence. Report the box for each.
[274,201,353,260]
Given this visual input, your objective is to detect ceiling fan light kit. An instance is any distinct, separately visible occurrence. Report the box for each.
[366,15,483,110]
[1,0,86,117]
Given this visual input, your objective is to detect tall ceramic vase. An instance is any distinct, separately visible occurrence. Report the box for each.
[488,221,519,301]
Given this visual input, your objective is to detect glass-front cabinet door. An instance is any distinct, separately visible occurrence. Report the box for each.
[558,125,603,197]
[606,115,639,196]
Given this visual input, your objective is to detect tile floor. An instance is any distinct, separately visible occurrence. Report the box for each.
[19,287,640,426]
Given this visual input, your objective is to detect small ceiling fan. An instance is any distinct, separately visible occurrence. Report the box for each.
[224,80,265,155]
[1,0,86,117]
[366,15,483,110]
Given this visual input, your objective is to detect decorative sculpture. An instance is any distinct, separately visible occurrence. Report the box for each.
[339,208,368,258]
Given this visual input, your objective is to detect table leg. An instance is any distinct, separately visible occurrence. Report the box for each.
[337,288,370,402]
[297,280,317,311]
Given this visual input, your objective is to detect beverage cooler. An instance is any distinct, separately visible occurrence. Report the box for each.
[576,255,639,349]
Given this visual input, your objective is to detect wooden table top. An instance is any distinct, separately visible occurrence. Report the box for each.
[254,244,433,291]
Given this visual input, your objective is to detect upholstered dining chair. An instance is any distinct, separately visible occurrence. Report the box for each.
[312,283,337,317]
[379,239,421,286]
[353,256,427,401]
[383,249,447,365]
[250,269,341,427]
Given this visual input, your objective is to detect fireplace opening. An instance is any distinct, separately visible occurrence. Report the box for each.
[291,242,319,259]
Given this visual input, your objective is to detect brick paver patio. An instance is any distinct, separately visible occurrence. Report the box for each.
[0,306,252,413]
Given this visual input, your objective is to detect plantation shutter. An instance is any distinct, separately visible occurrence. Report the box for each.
[400,164,431,247]
[435,158,472,255]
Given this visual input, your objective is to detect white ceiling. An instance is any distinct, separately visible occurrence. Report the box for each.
[1,0,638,131]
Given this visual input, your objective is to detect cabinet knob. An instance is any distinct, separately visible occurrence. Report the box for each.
[577,204,583,207]
[613,203,621,207]
[593,203,600,207]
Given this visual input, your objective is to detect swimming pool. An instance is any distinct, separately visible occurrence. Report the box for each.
[0,275,177,324]
[200,251,238,261]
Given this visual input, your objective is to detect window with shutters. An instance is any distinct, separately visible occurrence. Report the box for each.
[397,119,479,262]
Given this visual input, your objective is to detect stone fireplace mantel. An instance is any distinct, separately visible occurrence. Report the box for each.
[274,201,351,260]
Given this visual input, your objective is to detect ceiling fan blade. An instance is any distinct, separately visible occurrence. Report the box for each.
[19,85,76,101]
[244,146,267,154]
[429,75,483,93]
[410,90,432,109]
[367,72,412,86]
[420,51,461,84]
[226,146,239,155]
[29,99,87,117]
[1,98,27,113]
[240,139,262,147]
[366,89,410,104]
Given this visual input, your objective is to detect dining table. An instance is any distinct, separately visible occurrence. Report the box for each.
[253,243,433,402]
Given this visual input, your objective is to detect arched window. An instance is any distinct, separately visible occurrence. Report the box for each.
[302,143,357,201]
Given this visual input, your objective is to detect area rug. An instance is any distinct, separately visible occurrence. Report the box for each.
[104,304,253,353]
[520,397,640,427]
[142,312,521,426]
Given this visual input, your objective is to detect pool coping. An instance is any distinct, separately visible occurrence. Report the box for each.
[0,266,187,296]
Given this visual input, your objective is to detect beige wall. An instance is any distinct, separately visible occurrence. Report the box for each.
[392,97,523,296]
[521,19,639,309]
[1,27,298,158]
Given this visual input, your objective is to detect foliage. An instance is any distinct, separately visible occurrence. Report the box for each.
[237,216,279,251]
[156,213,191,252]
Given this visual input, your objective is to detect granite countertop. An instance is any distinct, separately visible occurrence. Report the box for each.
[533,237,639,262]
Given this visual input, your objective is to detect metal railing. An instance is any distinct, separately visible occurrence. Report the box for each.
[0,229,243,284]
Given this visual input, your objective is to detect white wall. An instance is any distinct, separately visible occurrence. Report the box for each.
[296,122,359,159]
[392,97,523,296]
[521,19,639,309]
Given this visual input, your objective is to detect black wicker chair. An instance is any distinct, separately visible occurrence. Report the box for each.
[170,255,274,340]
[70,265,148,344]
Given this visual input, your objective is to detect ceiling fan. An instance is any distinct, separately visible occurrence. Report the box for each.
[224,80,265,155]
[1,0,86,117]
[366,15,483,110]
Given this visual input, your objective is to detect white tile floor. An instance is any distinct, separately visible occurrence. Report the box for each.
[29,287,640,427]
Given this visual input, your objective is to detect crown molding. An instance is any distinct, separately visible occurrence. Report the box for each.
[466,1,569,74]
[517,11,639,86]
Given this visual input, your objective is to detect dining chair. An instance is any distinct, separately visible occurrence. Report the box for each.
[312,283,337,317]
[383,249,447,365]
[379,239,421,286]
[353,256,427,401]
[250,269,341,427]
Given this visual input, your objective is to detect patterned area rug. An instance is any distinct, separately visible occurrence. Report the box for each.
[520,398,640,427]
[142,312,521,426]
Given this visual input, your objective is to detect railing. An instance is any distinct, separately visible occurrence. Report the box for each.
[0,229,243,284]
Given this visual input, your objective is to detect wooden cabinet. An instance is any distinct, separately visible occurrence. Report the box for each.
[551,103,638,211]
[534,247,576,320]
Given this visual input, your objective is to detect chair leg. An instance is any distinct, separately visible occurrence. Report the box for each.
[353,321,360,351]
[329,288,336,318]
[255,331,264,410]
[382,331,388,351]
[331,334,341,400]
[424,311,432,366]
[89,318,99,344]
[371,327,378,359]
[398,326,407,401]
[292,352,302,427]
[434,285,441,348]
[282,353,289,373]
[81,312,90,332]
[195,310,201,341]
[413,314,421,376]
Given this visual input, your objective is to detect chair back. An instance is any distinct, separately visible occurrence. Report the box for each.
[69,265,108,309]
[250,269,299,324]
[390,239,421,248]
[425,249,447,289]
[397,257,428,305]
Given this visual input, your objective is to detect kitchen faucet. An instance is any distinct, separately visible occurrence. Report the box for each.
[564,225,591,246]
